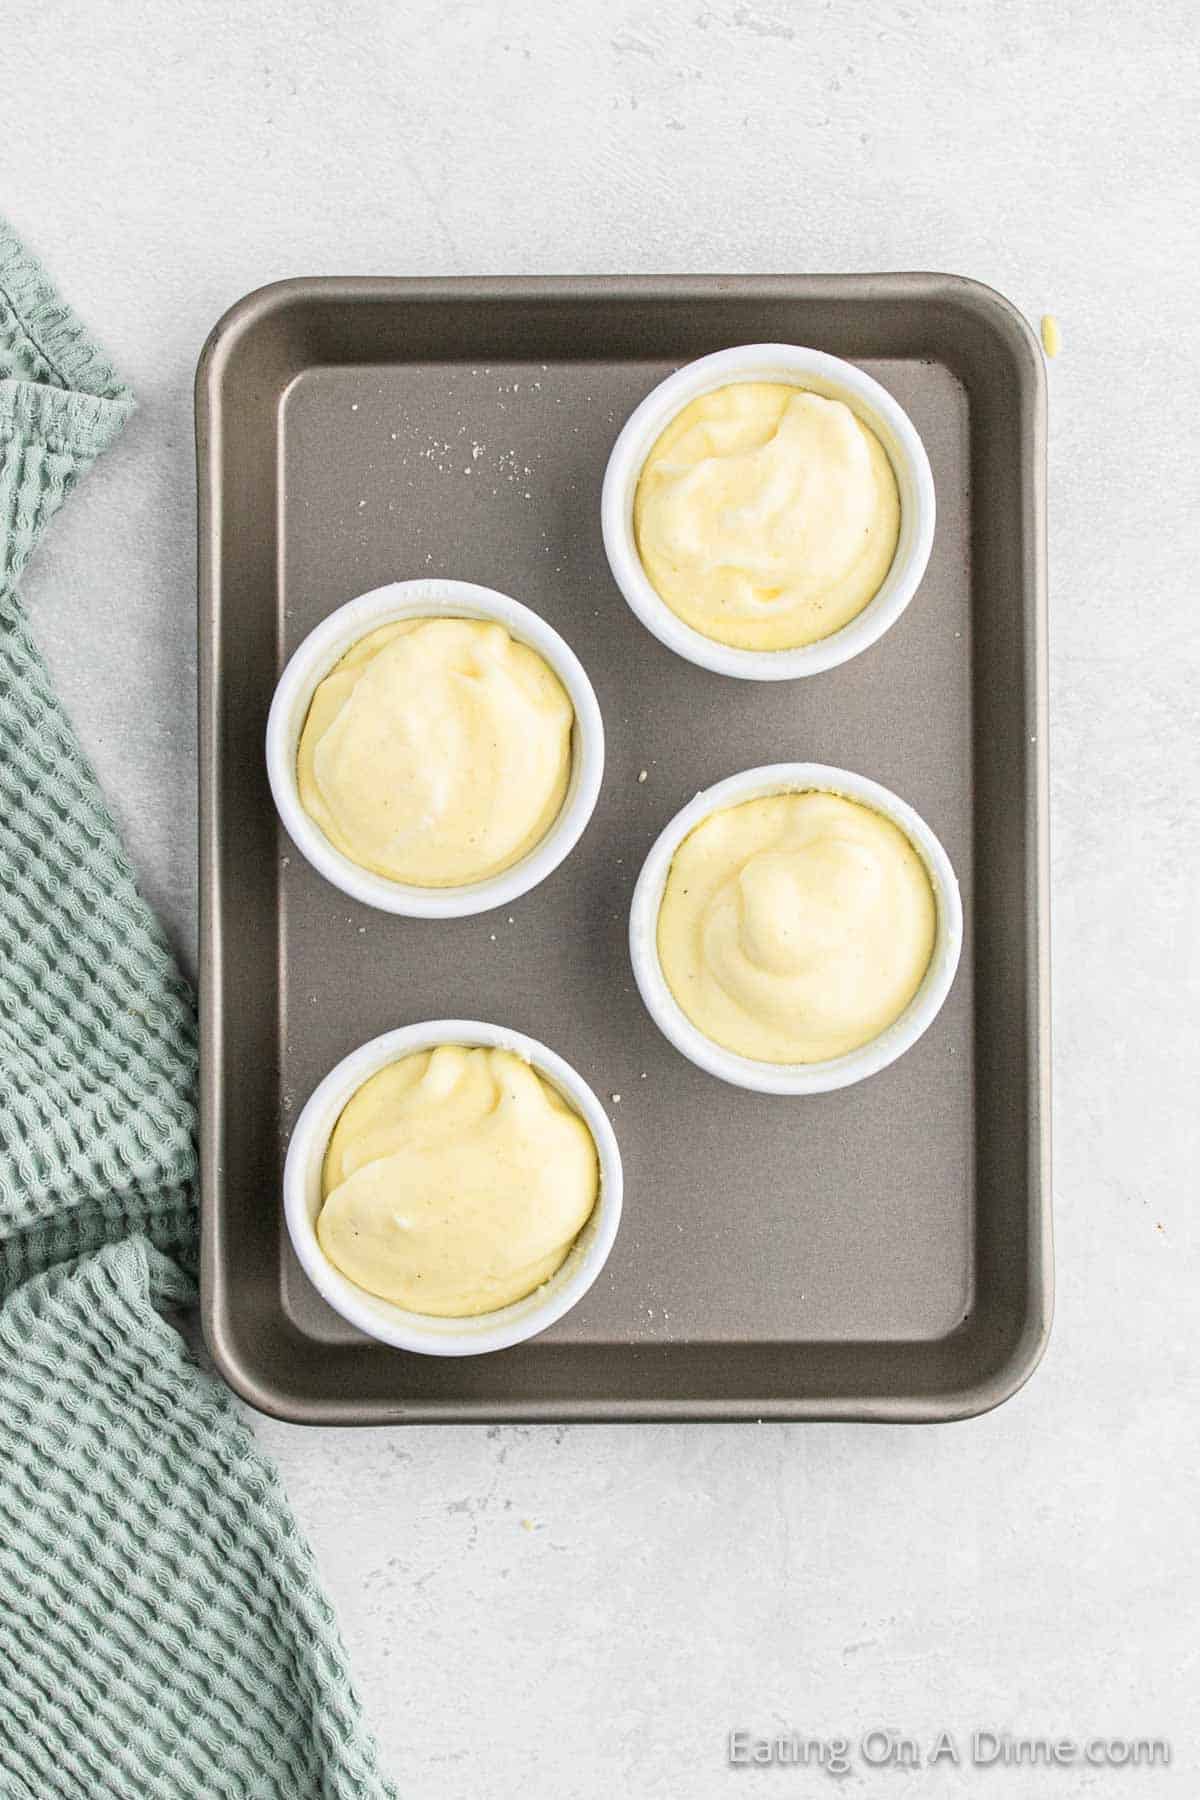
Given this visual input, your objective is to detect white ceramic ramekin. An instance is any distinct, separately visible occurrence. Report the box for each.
[266,578,604,917]
[601,343,936,680]
[284,1019,623,1355]
[629,763,962,1095]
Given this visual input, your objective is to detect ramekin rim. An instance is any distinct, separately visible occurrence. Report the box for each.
[600,343,936,681]
[282,1018,624,1355]
[265,578,605,917]
[628,761,963,1095]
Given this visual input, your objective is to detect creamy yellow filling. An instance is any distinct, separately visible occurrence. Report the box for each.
[657,791,936,1064]
[634,382,900,651]
[297,617,573,886]
[317,1045,599,1316]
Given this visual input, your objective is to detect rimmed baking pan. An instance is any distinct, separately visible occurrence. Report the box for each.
[197,273,1050,1423]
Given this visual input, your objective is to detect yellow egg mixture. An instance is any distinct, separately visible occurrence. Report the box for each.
[318,1045,599,1316]
[634,382,900,651]
[297,616,573,886]
[657,791,936,1064]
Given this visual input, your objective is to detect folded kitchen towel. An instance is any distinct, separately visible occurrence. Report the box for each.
[0,219,396,1799]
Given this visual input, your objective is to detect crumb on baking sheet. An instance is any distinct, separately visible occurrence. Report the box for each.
[1040,314,1062,357]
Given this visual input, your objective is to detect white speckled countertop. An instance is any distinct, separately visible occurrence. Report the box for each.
[7,1,1198,1793]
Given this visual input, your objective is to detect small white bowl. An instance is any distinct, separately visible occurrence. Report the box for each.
[601,343,936,680]
[284,1019,623,1355]
[266,578,604,917]
[629,763,962,1094]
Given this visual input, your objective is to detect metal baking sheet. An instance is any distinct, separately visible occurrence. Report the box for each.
[197,274,1050,1423]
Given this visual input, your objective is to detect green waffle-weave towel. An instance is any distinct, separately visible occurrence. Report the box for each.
[0,222,396,1800]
